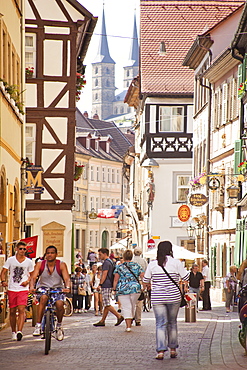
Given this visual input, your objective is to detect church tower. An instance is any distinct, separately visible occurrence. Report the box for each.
[92,8,116,120]
[123,13,139,89]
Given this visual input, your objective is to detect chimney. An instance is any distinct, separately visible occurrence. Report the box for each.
[83,111,88,118]
[93,113,99,120]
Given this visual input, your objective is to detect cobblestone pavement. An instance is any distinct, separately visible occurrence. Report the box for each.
[0,301,247,370]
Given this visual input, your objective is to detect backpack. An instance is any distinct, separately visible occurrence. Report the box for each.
[39,259,62,277]
[242,268,247,287]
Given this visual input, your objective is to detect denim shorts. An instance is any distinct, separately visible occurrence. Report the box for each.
[36,287,65,304]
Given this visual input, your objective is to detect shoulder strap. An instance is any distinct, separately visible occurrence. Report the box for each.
[124,263,139,283]
[161,266,183,298]
[39,259,62,276]
[39,260,46,275]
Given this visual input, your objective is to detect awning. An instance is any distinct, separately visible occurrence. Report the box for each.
[110,237,128,250]
[143,244,205,260]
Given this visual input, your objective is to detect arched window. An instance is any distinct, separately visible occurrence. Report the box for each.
[120,107,124,114]
[126,81,129,87]
[126,69,130,77]
[115,108,118,114]
[95,79,98,87]
[95,67,98,74]
[106,67,110,74]
[95,93,98,100]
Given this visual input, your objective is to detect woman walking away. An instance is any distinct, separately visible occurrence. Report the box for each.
[223,265,238,313]
[113,250,144,332]
[92,266,103,315]
[71,267,85,313]
[143,241,189,360]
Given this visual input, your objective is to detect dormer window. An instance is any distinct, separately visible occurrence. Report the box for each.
[86,137,90,149]
[106,141,110,153]
[95,140,99,151]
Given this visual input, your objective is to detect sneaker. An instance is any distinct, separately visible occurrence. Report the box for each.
[33,323,41,336]
[115,315,124,326]
[12,332,17,341]
[93,321,105,327]
[16,331,23,341]
[125,328,131,332]
[135,322,141,326]
[55,326,64,341]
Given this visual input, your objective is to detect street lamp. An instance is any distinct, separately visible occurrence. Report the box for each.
[187,225,194,238]
[194,223,202,237]
[227,185,239,199]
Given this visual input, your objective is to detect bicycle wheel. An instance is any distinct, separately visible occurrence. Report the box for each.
[45,310,51,355]
[64,297,73,317]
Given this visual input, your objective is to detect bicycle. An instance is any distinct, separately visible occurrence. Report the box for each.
[36,287,63,355]
[238,285,247,354]
[64,296,73,317]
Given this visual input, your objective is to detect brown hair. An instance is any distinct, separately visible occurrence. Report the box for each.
[98,248,109,256]
[75,267,82,273]
[123,249,133,261]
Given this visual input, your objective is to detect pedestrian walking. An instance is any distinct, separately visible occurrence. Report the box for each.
[81,268,91,312]
[0,241,34,341]
[188,263,204,309]
[71,267,85,313]
[132,247,147,326]
[113,249,144,332]
[93,248,124,327]
[143,241,189,360]
[92,265,103,315]
[201,259,211,311]
[87,249,97,269]
[223,265,238,313]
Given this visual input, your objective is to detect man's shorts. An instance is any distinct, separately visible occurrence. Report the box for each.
[102,287,112,307]
[8,290,29,308]
[36,287,65,304]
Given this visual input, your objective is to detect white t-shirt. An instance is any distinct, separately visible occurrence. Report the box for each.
[202,265,210,282]
[3,256,34,291]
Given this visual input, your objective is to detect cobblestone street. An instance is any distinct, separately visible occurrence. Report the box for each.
[0,301,247,370]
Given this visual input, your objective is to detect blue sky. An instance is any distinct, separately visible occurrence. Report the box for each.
[77,0,139,115]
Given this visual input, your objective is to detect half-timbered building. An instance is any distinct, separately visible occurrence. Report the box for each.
[24,0,96,268]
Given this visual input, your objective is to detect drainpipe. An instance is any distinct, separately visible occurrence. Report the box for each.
[20,0,26,238]
[199,77,212,261]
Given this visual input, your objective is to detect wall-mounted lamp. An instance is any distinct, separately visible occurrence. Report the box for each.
[187,225,194,238]
[227,185,239,199]
[159,41,166,56]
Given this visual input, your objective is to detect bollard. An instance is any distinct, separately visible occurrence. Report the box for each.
[184,293,197,323]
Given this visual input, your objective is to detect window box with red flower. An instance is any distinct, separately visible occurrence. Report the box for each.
[74,162,84,181]
[25,66,34,79]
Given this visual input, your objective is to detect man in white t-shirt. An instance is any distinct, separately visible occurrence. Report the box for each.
[0,242,34,341]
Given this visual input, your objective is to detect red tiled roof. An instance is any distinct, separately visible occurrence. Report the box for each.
[140,0,244,95]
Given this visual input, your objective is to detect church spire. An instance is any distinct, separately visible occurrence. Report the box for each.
[92,7,115,64]
[127,12,139,67]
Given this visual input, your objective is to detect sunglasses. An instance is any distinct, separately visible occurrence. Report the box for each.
[19,248,27,251]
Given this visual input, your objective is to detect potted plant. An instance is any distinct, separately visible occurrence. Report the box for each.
[74,162,84,181]
[238,161,247,174]
[76,73,86,102]
[25,66,34,78]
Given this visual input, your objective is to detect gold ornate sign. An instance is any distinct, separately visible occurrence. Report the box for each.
[178,205,191,222]
[189,193,208,207]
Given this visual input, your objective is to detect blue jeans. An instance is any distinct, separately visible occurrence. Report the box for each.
[153,302,180,352]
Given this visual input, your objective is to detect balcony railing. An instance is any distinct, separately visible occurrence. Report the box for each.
[146,132,193,158]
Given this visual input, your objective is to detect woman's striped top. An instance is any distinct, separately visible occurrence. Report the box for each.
[143,257,189,305]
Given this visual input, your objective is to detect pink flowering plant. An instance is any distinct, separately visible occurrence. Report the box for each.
[76,73,86,102]
[189,172,206,187]
[25,66,34,78]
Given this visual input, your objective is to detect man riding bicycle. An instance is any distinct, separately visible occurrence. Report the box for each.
[29,245,70,340]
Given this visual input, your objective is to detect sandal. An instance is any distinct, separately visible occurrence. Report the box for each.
[155,351,164,360]
[170,349,177,358]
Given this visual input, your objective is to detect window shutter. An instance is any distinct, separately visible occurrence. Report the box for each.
[232,78,238,118]
[222,83,228,124]
[235,219,241,265]
[227,80,232,121]
[213,92,218,130]
[217,88,222,127]
[234,139,242,174]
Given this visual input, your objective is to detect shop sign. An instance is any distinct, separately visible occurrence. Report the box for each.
[24,165,44,194]
[178,205,191,222]
[189,193,208,207]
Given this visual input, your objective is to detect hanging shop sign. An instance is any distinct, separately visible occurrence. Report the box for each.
[208,177,220,191]
[189,193,208,207]
[24,165,44,194]
[178,205,191,222]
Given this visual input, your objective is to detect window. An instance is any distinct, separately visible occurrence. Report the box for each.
[90,166,94,181]
[107,198,110,208]
[106,67,110,74]
[95,93,98,100]
[116,199,120,205]
[111,230,115,245]
[95,79,98,87]
[96,167,100,181]
[95,67,98,74]
[25,124,36,164]
[102,198,105,208]
[89,231,93,247]
[95,197,99,211]
[108,168,111,182]
[90,197,94,210]
[159,106,184,132]
[111,199,115,207]
[83,165,87,179]
[120,107,124,114]
[82,195,86,211]
[95,231,99,247]
[25,33,36,76]
[117,169,120,184]
[115,108,118,114]
[173,173,190,203]
[102,167,106,182]
[126,70,130,77]
[112,169,115,183]
[75,194,80,211]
